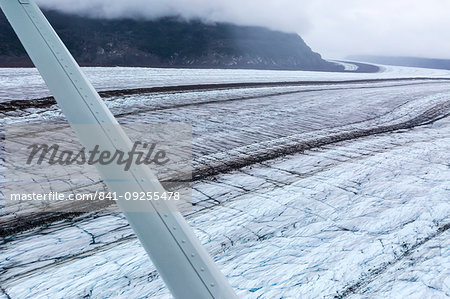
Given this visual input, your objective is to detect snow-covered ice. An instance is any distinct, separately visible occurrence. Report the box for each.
[1,116,449,298]
[1,64,449,101]
[0,65,449,298]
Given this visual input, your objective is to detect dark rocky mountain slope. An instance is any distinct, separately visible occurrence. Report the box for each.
[0,10,342,71]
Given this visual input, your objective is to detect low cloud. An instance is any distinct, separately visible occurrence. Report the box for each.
[36,0,450,59]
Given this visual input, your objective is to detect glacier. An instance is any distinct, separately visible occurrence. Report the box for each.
[0,65,449,298]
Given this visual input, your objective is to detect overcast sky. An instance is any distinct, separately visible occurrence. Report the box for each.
[36,0,450,59]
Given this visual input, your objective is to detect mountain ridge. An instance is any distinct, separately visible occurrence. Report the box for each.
[349,55,450,70]
[0,9,343,71]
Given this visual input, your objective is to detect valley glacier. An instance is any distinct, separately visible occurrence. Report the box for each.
[0,64,449,298]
